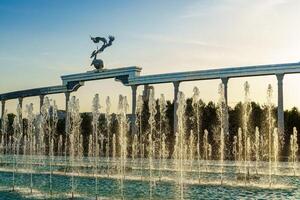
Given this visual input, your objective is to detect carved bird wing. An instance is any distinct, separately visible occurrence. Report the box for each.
[106,36,115,46]
[108,35,115,42]
[91,36,107,44]
[90,50,97,58]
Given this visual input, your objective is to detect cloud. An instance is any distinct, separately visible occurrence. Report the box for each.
[180,0,293,19]
[132,33,229,49]
[179,1,232,19]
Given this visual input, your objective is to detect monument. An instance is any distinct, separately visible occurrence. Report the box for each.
[90,35,115,70]
[1,36,300,199]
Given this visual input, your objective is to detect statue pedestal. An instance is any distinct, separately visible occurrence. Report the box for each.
[62,66,141,86]
[86,68,108,73]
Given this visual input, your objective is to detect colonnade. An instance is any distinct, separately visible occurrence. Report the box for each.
[0,74,286,137]
[125,74,285,135]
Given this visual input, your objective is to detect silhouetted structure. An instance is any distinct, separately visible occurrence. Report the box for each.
[90,35,115,70]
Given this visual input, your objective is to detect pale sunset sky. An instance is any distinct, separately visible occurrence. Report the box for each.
[1,0,300,114]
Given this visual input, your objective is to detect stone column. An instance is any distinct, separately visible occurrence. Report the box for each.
[1,100,5,149]
[131,85,138,134]
[65,92,71,134]
[18,98,23,134]
[276,74,284,137]
[142,84,149,102]
[18,97,23,120]
[221,77,228,105]
[39,95,45,113]
[18,97,23,109]
[65,92,70,113]
[1,100,5,120]
[1,101,6,154]
[221,77,229,134]
[173,81,180,134]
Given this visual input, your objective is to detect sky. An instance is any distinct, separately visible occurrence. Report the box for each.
[1,0,300,114]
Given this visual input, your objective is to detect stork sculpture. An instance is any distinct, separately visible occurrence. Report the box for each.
[90,35,115,70]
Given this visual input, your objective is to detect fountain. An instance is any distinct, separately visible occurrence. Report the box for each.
[12,104,22,191]
[289,127,298,175]
[273,128,279,175]
[147,88,157,199]
[58,135,63,156]
[203,129,209,172]
[91,94,100,199]
[136,95,144,180]
[158,94,167,180]
[243,81,251,182]
[112,133,116,176]
[132,133,138,160]
[67,96,82,198]
[192,87,202,181]
[237,128,243,173]
[161,131,168,173]
[117,95,129,198]
[0,82,299,199]
[254,127,260,174]
[233,135,238,172]
[1,109,8,157]
[266,84,275,186]
[105,96,111,177]
[174,91,187,200]
[25,103,35,194]
[40,97,58,197]
[188,130,195,171]
[218,83,227,184]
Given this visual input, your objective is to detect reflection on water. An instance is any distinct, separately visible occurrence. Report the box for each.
[0,157,298,199]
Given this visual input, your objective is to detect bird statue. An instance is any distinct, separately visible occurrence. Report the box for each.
[90,35,115,70]
[90,36,107,44]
